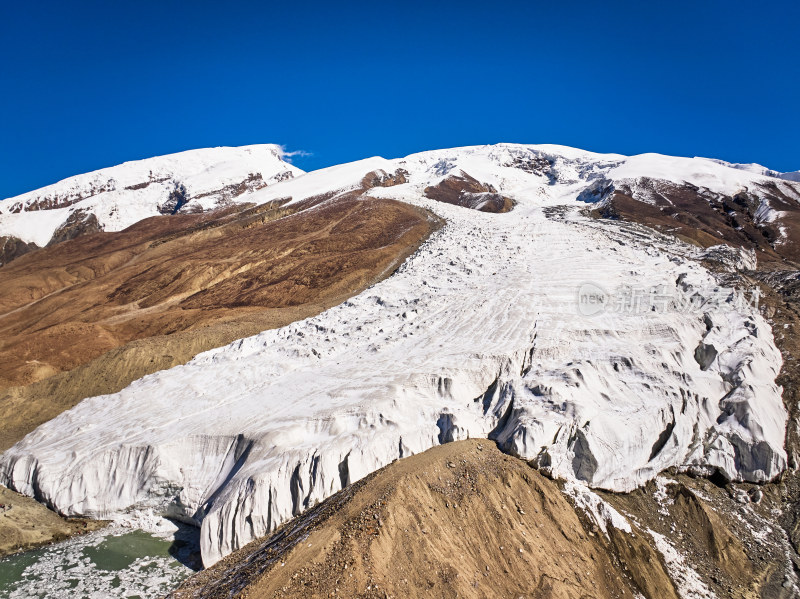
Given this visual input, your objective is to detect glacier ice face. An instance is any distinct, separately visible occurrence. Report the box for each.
[0,144,788,566]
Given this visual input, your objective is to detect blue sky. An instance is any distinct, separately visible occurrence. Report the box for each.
[1,0,798,198]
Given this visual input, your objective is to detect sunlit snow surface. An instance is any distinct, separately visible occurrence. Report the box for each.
[0,144,791,567]
[0,144,302,246]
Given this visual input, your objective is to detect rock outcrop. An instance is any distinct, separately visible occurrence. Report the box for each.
[0,235,38,267]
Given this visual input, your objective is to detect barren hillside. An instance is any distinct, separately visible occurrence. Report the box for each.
[171,439,783,599]
[0,196,436,451]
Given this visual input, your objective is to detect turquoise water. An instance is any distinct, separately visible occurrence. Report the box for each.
[0,525,198,599]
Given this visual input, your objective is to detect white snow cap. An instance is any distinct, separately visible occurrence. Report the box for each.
[0,144,302,246]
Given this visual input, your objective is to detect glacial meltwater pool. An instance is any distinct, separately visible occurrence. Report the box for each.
[0,522,200,599]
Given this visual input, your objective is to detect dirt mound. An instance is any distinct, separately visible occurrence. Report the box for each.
[0,197,438,450]
[171,440,680,599]
[0,485,104,558]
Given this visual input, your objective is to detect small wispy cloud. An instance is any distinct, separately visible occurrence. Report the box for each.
[278,146,313,163]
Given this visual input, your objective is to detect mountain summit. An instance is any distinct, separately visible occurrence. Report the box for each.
[0,144,301,265]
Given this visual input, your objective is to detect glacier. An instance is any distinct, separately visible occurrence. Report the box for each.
[0,143,789,566]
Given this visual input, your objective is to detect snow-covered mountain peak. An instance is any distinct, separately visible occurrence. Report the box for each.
[246,156,394,207]
[5,141,788,254]
[704,157,800,183]
[247,143,627,212]
[264,143,796,210]
[0,144,302,250]
[607,152,789,196]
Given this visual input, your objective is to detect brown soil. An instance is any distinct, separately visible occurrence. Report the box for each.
[0,485,106,558]
[170,440,679,599]
[0,197,438,451]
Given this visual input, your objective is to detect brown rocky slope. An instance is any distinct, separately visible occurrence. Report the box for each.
[171,439,783,599]
[170,442,795,599]
[0,485,106,558]
[170,440,677,599]
[0,196,438,452]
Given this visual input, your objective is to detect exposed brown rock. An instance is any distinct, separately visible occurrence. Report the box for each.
[0,235,38,267]
[590,178,800,265]
[125,177,170,191]
[601,478,759,598]
[47,208,103,245]
[361,168,408,189]
[6,181,115,213]
[424,173,514,213]
[193,172,273,207]
[507,153,554,177]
